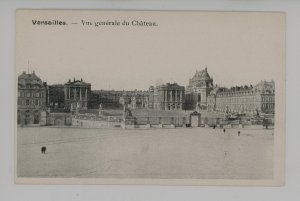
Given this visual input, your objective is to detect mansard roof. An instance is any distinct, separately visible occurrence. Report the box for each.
[254,80,275,93]
[192,67,212,81]
[210,80,275,97]
[18,71,45,88]
[18,71,42,82]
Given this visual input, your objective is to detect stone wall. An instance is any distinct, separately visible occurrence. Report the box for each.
[45,113,72,126]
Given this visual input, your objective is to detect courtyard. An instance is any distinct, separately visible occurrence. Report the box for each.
[17,126,274,179]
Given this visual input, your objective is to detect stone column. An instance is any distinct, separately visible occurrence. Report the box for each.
[74,88,76,100]
[47,88,49,106]
[80,87,82,100]
[175,90,178,110]
[64,87,67,100]
[68,86,70,99]
[170,90,173,110]
[164,90,168,110]
[85,87,88,108]
[180,90,183,109]
[180,90,182,101]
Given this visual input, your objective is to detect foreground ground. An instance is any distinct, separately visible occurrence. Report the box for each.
[17,127,274,179]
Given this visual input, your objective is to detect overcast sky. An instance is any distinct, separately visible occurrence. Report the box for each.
[16,10,285,90]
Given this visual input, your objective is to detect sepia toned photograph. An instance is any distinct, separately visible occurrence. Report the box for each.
[15,10,285,185]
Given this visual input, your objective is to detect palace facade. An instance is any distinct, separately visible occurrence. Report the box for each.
[207,81,275,114]
[150,83,185,110]
[17,71,47,125]
[64,78,91,111]
[130,92,149,109]
[119,90,149,109]
[17,67,276,124]
[185,68,214,110]
[185,68,275,114]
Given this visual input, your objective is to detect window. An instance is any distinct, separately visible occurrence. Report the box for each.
[26,93,31,98]
[35,92,39,97]
[26,99,30,105]
[18,92,21,97]
[25,110,30,118]
[35,99,39,105]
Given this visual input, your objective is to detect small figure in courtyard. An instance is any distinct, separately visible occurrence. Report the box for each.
[238,131,241,136]
[223,128,226,133]
[41,146,46,154]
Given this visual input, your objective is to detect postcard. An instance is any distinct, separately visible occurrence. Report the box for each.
[15,10,285,185]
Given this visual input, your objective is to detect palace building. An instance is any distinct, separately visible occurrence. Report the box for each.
[64,78,91,111]
[17,67,275,123]
[185,68,275,114]
[130,92,149,109]
[118,90,149,109]
[185,68,214,110]
[207,81,275,114]
[17,71,47,125]
[150,83,185,110]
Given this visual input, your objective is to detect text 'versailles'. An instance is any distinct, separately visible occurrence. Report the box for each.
[32,20,67,25]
